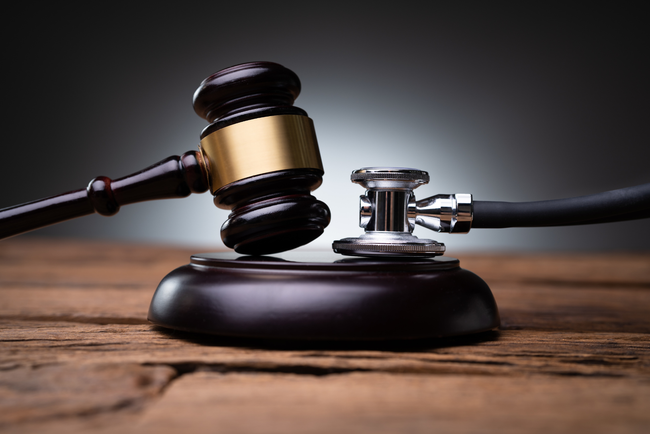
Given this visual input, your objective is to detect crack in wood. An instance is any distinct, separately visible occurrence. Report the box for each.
[559,357,640,366]
[0,397,144,428]
[405,357,516,366]
[0,362,176,426]
[152,362,372,377]
[549,370,626,378]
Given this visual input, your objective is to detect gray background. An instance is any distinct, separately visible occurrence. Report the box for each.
[2,2,649,253]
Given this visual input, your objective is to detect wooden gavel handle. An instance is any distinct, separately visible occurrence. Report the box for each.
[0,151,210,239]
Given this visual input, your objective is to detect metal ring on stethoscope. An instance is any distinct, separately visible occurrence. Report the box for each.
[332,233,445,257]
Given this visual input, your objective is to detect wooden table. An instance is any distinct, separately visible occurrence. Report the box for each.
[1,238,649,433]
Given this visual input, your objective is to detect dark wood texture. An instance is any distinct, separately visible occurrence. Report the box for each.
[1,238,649,433]
[0,151,209,240]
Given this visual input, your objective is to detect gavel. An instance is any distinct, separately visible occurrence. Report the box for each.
[0,62,331,255]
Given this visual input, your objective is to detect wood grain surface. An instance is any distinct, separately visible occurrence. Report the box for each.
[1,238,649,433]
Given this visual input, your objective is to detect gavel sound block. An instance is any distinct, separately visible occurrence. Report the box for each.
[147,252,500,340]
[0,61,331,255]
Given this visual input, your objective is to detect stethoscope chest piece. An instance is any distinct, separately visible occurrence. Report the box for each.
[333,167,472,258]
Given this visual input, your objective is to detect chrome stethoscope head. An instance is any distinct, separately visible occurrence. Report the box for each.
[332,167,473,257]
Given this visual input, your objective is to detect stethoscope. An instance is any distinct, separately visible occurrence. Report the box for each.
[333,167,650,257]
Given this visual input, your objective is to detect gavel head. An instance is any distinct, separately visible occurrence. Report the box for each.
[193,62,331,255]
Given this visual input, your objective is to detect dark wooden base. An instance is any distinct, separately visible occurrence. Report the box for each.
[147,252,500,340]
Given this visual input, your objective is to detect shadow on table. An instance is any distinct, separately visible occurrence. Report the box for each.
[151,326,501,352]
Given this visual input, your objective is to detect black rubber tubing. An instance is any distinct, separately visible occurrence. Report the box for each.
[472,183,650,228]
